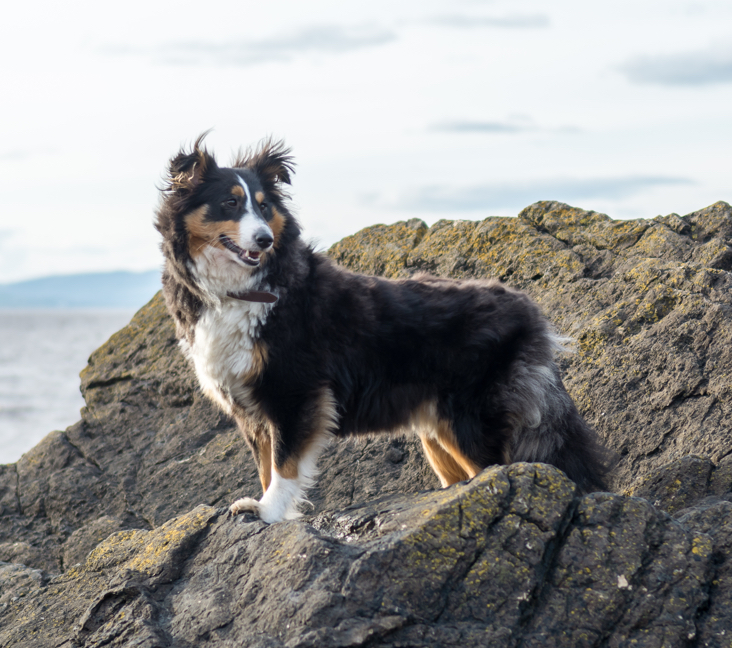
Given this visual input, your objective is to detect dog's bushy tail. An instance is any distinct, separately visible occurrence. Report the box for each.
[503,337,612,493]
[553,408,611,493]
[513,395,611,492]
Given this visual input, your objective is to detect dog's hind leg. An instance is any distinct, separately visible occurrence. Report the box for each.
[419,435,470,487]
[419,420,482,487]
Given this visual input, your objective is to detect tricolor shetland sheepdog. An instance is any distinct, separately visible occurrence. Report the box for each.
[155,136,609,523]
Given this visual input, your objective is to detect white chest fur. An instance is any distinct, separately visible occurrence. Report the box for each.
[182,299,273,414]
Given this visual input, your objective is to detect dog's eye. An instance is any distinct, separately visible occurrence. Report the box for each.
[224,198,238,208]
[260,201,268,211]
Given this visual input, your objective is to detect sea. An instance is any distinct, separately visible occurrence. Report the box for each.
[0,309,136,465]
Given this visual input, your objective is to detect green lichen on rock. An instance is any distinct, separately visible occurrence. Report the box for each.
[523,493,712,646]
[328,217,427,277]
[86,505,216,578]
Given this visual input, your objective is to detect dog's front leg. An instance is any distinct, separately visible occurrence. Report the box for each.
[246,464,305,523]
[229,420,283,521]
[229,421,302,523]
[229,434,325,523]
[229,473,300,523]
[230,388,337,523]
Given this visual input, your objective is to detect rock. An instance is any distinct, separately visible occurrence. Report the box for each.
[633,455,722,515]
[2,200,732,646]
[62,515,131,570]
[0,465,718,648]
[676,498,732,647]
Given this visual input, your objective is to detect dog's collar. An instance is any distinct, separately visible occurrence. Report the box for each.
[227,290,278,304]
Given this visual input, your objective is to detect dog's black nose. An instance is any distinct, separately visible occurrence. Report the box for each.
[255,231,274,250]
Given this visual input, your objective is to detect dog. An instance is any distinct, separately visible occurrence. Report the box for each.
[155,136,609,523]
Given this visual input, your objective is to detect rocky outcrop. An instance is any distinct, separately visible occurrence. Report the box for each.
[1,464,724,648]
[2,200,732,646]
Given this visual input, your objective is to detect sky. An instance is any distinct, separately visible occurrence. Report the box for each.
[0,0,731,283]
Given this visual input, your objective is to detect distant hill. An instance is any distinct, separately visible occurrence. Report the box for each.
[0,270,161,308]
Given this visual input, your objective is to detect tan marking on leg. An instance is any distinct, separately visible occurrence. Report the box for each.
[269,207,286,248]
[231,389,336,523]
[279,457,299,480]
[231,184,245,197]
[254,191,265,204]
[259,435,273,493]
[435,421,482,480]
[409,400,481,485]
[407,400,439,430]
[234,416,274,496]
[419,435,469,487]
[184,207,239,258]
[278,426,331,480]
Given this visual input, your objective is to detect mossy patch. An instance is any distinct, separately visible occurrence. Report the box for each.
[328,218,427,277]
[86,505,217,579]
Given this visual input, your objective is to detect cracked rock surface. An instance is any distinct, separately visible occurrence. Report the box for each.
[2,200,732,646]
[0,465,721,648]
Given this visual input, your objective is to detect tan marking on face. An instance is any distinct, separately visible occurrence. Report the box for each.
[254,191,265,204]
[184,206,239,257]
[231,184,245,197]
[419,436,469,487]
[269,207,286,249]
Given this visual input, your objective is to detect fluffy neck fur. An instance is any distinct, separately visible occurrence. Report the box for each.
[161,236,312,344]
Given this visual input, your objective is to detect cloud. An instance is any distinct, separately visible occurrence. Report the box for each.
[0,230,17,244]
[429,116,580,135]
[0,150,30,161]
[431,121,532,134]
[392,176,694,212]
[106,24,397,67]
[619,45,732,85]
[426,14,550,29]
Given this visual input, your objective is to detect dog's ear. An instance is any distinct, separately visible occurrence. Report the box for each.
[233,138,294,190]
[167,133,217,192]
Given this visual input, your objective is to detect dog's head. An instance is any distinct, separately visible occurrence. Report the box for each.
[156,134,298,295]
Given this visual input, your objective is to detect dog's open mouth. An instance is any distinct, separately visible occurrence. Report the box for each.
[219,235,262,267]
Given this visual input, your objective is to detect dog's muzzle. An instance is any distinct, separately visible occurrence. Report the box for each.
[219,234,271,267]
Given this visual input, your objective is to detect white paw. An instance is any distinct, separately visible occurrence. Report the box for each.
[229,497,261,517]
